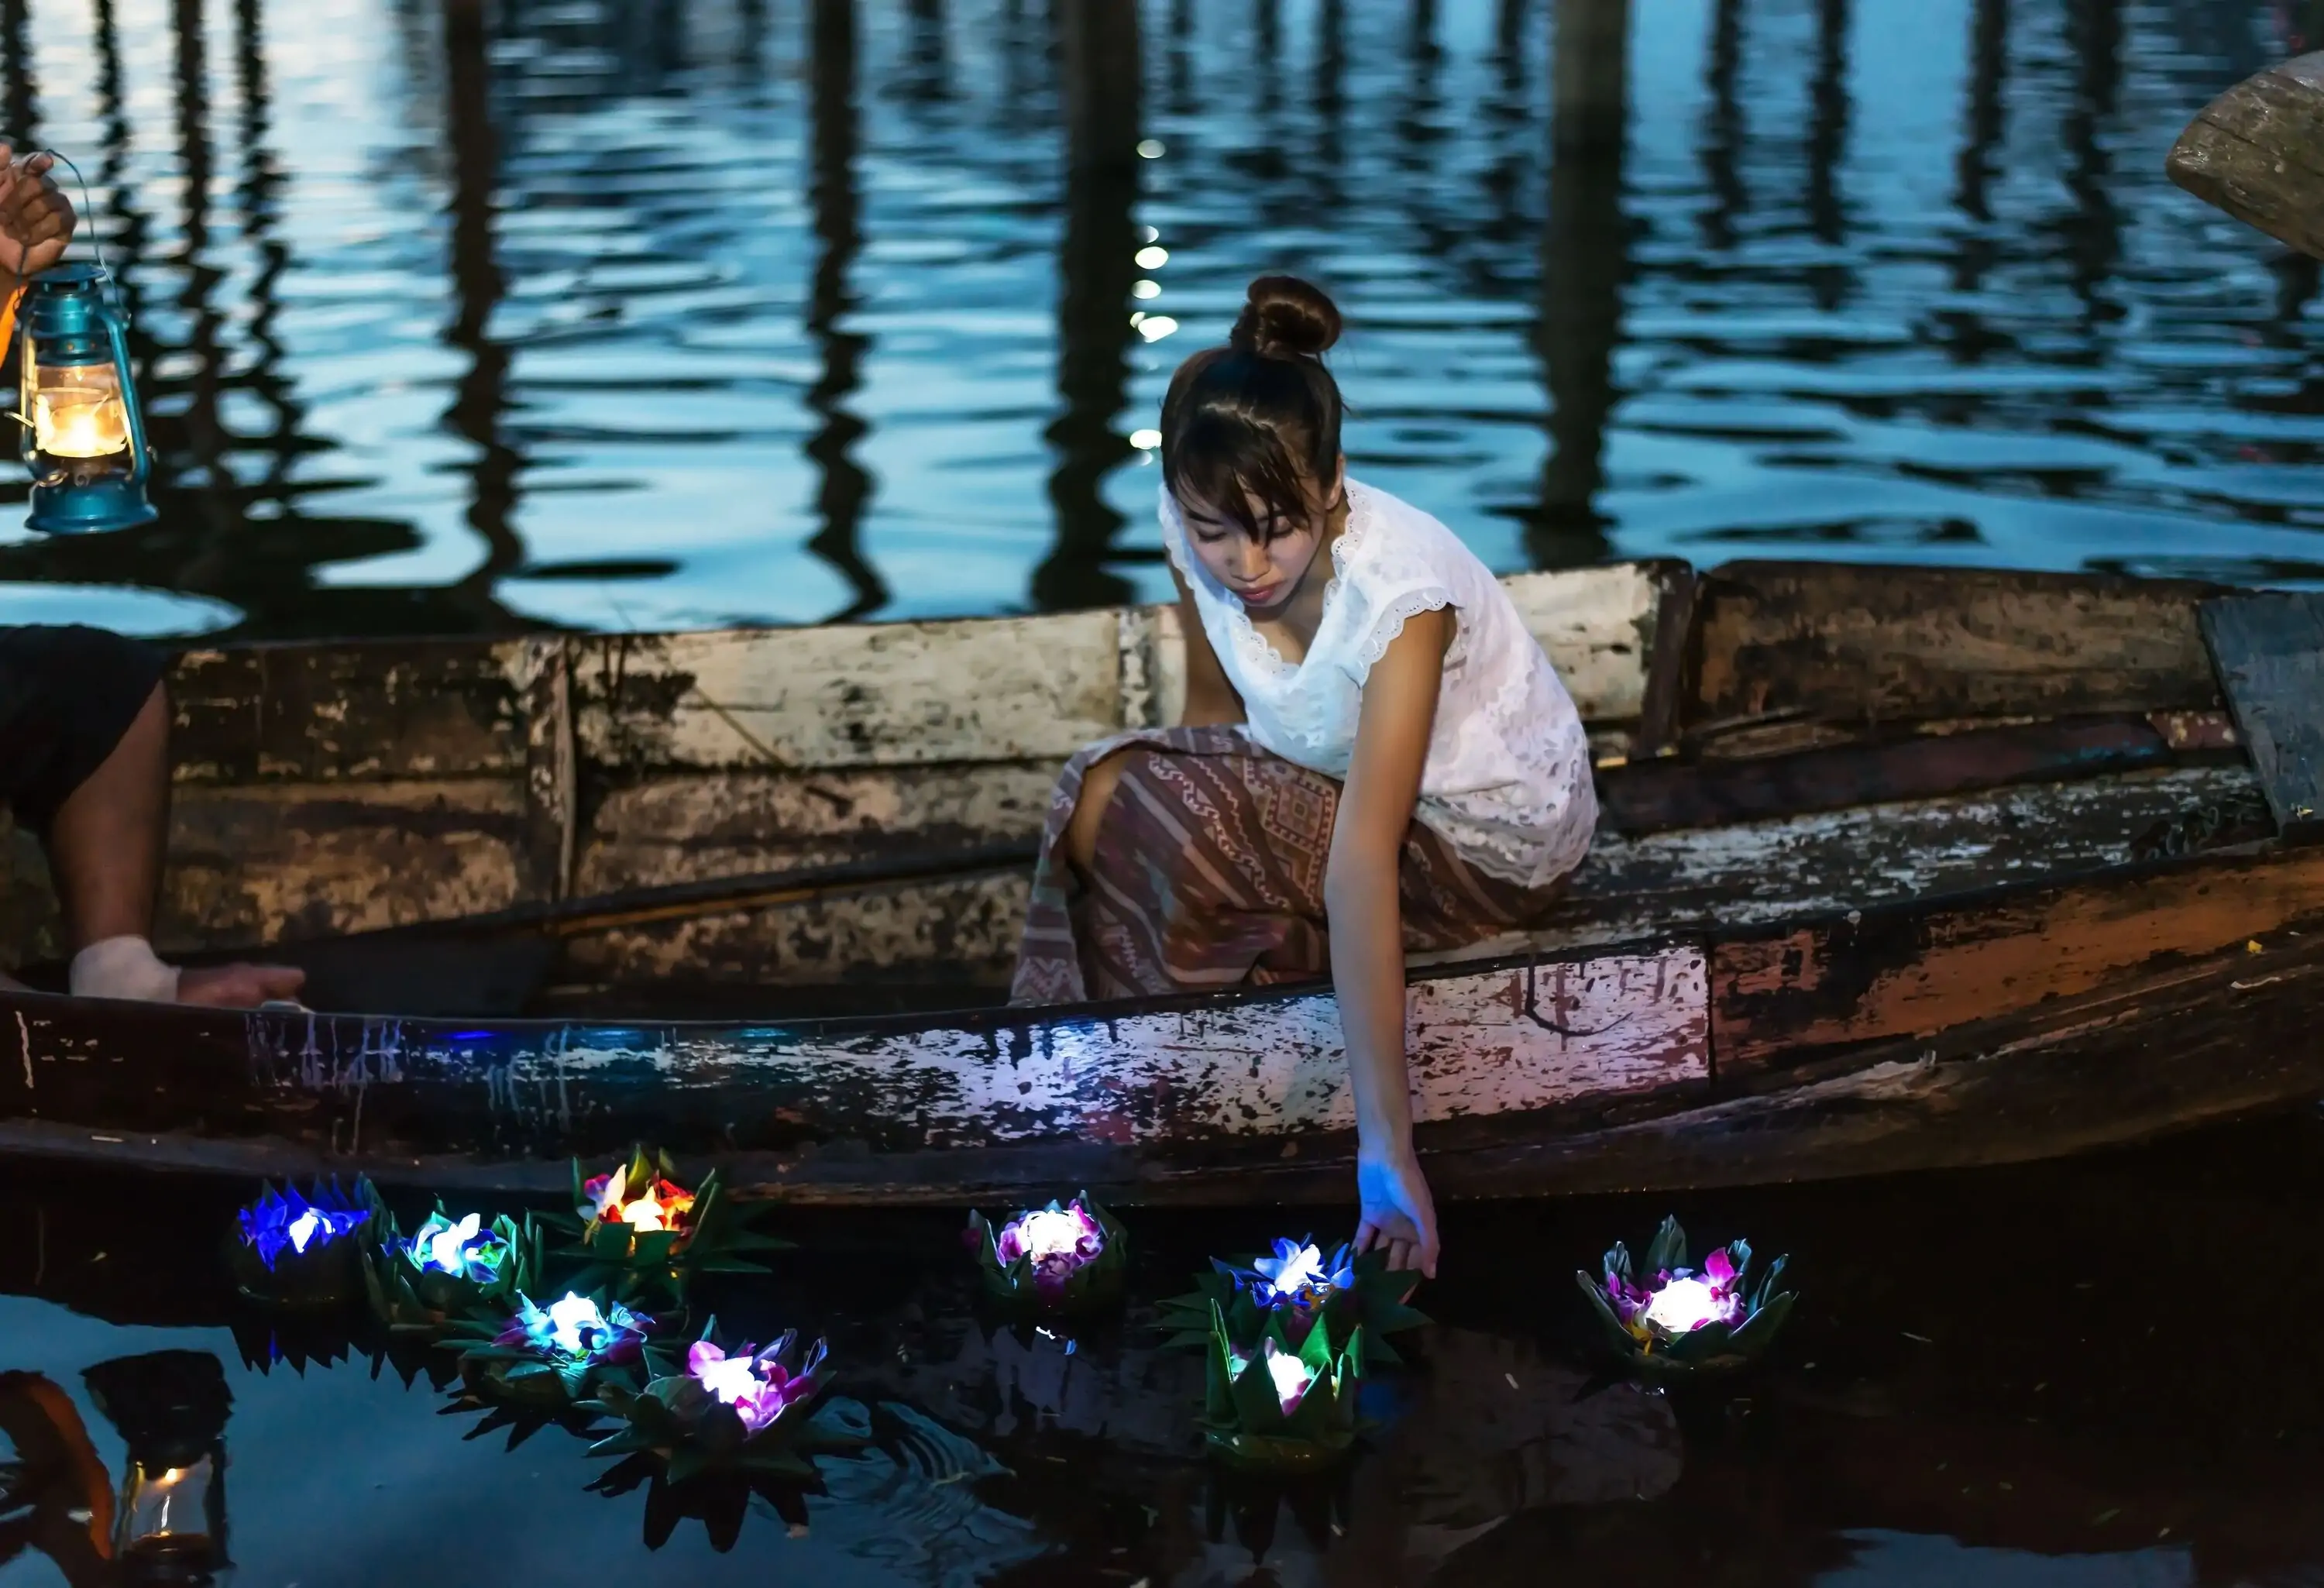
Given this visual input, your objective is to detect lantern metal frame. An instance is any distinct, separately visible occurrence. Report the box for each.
[17,260,157,534]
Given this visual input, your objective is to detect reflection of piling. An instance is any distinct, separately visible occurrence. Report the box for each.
[1034,0,1140,611]
[235,0,302,501]
[804,0,884,620]
[170,0,232,559]
[1806,0,1849,249]
[1699,0,1742,252]
[1534,0,1627,568]
[2058,0,2120,316]
[0,0,37,150]
[442,0,526,604]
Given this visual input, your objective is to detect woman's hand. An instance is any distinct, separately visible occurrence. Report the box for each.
[1354,1148,1439,1280]
[0,148,74,283]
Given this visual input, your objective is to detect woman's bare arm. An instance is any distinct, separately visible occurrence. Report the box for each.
[1326,605,1452,1278]
[1170,565,1246,727]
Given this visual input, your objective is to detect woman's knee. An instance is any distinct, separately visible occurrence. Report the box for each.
[1064,751,1134,874]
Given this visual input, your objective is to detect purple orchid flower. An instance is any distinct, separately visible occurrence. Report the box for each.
[688,1331,828,1435]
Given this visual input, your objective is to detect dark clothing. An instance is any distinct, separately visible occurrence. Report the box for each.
[0,625,163,837]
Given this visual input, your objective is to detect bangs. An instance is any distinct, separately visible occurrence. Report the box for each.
[1162,408,1318,541]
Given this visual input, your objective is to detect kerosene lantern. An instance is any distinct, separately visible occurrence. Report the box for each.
[80,1350,232,1581]
[16,260,156,534]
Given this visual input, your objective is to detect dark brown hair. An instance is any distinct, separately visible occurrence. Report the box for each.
[1160,274,1346,539]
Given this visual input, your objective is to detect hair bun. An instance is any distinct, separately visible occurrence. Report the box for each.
[1229,274,1342,361]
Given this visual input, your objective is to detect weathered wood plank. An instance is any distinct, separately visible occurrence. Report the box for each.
[1597,715,2192,834]
[2199,589,2324,844]
[1500,561,1669,724]
[571,764,1057,895]
[170,639,537,783]
[1686,562,2223,735]
[153,782,530,950]
[2167,51,2324,261]
[1710,844,2324,1076]
[567,565,1669,775]
[6,928,2322,1205]
[0,945,1709,1158]
[1435,763,2266,964]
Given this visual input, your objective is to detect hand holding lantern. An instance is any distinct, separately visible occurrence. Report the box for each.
[0,146,75,282]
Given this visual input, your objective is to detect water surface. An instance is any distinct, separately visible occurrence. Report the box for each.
[7,1116,2324,1586]
[0,0,2318,638]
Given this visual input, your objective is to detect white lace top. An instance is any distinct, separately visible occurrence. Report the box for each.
[1160,477,1597,889]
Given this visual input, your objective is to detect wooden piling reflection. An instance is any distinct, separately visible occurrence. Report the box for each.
[1033,0,1140,611]
[0,0,36,150]
[442,0,528,614]
[1534,0,1627,568]
[805,0,885,620]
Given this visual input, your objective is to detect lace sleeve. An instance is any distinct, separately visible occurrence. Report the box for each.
[1343,580,1459,685]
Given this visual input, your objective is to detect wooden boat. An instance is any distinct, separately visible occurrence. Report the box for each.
[5,558,2324,1205]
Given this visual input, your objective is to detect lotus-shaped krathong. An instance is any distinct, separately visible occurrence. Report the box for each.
[964,1192,1127,1314]
[1575,1215,1796,1379]
[451,1289,671,1408]
[1200,1300,1363,1473]
[586,1320,864,1485]
[556,1146,789,1301]
[1157,1237,1429,1364]
[359,1194,545,1336]
[229,1177,376,1305]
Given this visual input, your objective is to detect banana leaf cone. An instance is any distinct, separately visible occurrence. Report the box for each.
[583,1318,865,1487]
[1200,1300,1364,1474]
[1574,1215,1797,1381]
[1158,1239,1428,1365]
[555,1146,790,1302]
[964,1191,1128,1316]
[359,1191,546,1338]
[227,1177,377,1307]
[448,1289,677,1412]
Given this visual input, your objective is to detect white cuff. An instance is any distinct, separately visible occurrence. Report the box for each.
[69,936,182,1002]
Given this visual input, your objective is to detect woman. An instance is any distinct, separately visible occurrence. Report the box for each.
[1012,275,1597,1277]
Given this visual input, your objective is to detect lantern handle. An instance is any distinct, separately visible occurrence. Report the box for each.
[0,143,120,311]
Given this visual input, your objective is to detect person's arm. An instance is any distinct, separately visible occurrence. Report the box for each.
[1329,604,1452,1279]
[1169,564,1246,727]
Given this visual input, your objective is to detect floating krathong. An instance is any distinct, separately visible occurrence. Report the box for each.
[359,1194,543,1336]
[1158,1236,1430,1364]
[1200,1301,1363,1473]
[558,1146,789,1301]
[228,1178,376,1305]
[1575,1215,1796,1380]
[965,1192,1127,1314]
[452,1289,668,1408]
[586,1319,863,1485]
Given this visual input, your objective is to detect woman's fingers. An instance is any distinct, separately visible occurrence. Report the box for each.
[1353,1220,1380,1255]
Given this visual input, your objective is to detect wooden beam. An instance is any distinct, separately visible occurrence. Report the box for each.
[2199,589,2324,844]
[2167,52,2324,261]
[1710,845,2324,1078]
[1687,561,2225,735]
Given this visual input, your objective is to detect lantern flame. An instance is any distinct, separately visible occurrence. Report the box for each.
[33,390,129,459]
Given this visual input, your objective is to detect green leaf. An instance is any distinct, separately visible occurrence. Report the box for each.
[665,1445,711,1486]
[1643,1215,1688,1277]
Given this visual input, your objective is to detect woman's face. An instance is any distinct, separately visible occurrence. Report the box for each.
[1177,461,1345,615]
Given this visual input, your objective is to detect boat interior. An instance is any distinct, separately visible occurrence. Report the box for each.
[0,559,2281,1021]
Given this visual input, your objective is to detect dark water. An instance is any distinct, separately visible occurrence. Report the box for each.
[0,0,2320,640]
[9,1115,2324,1586]
[8,3,2324,1582]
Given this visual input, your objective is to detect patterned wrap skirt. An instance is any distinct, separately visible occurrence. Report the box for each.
[1009,725,1568,1006]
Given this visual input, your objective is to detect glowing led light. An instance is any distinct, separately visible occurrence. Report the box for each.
[1134,245,1168,270]
[1228,1339,1315,1416]
[1642,1276,1725,1333]
[1136,139,1165,158]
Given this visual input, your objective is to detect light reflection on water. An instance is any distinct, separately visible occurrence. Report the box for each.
[8,1116,2324,1584]
[0,0,2315,641]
